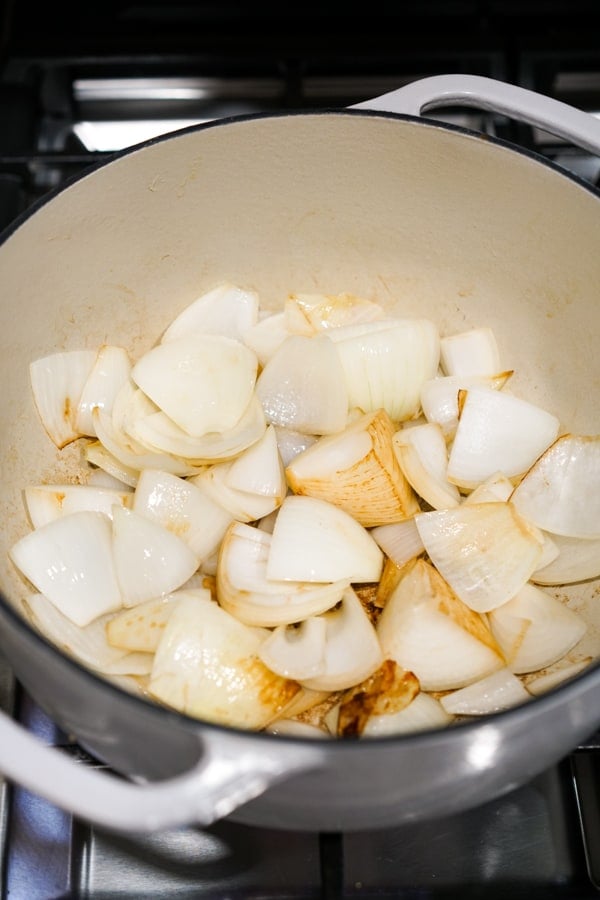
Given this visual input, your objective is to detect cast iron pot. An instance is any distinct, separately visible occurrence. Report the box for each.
[0,75,600,834]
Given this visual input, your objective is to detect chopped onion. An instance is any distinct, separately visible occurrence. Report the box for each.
[93,407,199,477]
[111,505,199,608]
[242,311,290,367]
[463,471,514,505]
[23,593,131,672]
[440,327,501,377]
[300,588,384,692]
[363,692,453,737]
[131,334,258,437]
[29,349,96,448]
[286,409,420,526]
[440,668,530,715]
[415,502,543,613]
[330,318,440,422]
[129,394,267,464]
[285,291,385,334]
[336,659,420,737]
[525,658,593,695]
[266,495,384,583]
[510,434,600,539]
[191,460,282,523]
[217,521,348,626]
[255,334,348,435]
[370,518,425,568]
[258,616,327,680]
[84,440,140,488]
[265,719,330,738]
[10,511,122,626]
[24,484,132,529]
[161,283,259,343]
[273,426,317,467]
[133,468,232,563]
[447,387,560,489]
[106,591,187,652]
[420,371,513,440]
[376,558,504,691]
[148,590,300,728]
[392,422,461,509]
[75,345,132,436]
[487,582,587,673]
[532,532,600,585]
[225,425,286,498]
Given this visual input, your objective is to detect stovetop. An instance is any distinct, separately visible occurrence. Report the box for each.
[2,2,600,897]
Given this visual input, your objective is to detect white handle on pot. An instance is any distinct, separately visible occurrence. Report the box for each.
[0,708,321,832]
[353,74,600,157]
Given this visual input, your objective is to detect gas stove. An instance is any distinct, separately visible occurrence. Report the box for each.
[2,2,600,896]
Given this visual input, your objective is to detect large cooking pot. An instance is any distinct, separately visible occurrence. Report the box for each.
[0,74,600,834]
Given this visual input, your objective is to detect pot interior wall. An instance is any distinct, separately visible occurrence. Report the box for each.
[0,109,599,662]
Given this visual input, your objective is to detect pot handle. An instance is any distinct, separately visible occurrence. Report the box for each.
[0,708,322,832]
[352,73,600,156]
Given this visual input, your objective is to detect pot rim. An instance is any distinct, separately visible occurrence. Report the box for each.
[2,104,600,751]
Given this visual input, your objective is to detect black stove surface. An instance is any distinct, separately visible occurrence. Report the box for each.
[2,3,600,897]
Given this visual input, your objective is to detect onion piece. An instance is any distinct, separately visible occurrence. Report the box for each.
[370,518,425,568]
[191,461,282,523]
[23,593,131,672]
[148,590,300,729]
[242,312,290,367]
[93,407,200,477]
[440,668,530,715]
[420,371,513,440]
[24,484,132,529]
[161,283,259,343]
[225,425,286,498]
[111,505,199,608]
[258,616,327,680]
[285,292,385,334]
[29,349,96,448]
[129,393,267,464]
[84,440,140,488]
[87,468,135,490]
[133,468,232,563]
[217,521,348,626]
[255,334,348,435]
[10,511,122,626]
[531,532,600,585]
[362,692,453,737]
[376,558,504,691]
[393,422,461,510]
[286,409,420,526]
[440,327,501,377]
[447,387,560,489]
[267,495,384,583]
[300,588,384,692]
[273,426,317,467]
[265,719,330,738]
[106,591,187,652]
[330,318,440,422]
[131,334,258,437]
[463,471,514,504]
[510,434,600,539]
[336,659,420,737]
[525,658,593,695]
[487,582,587,674]
[415,502,543,612]
[75,345,132,436]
